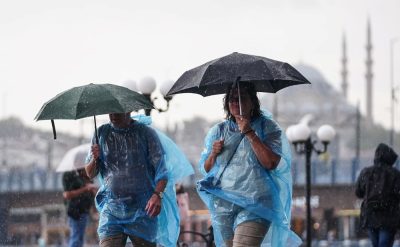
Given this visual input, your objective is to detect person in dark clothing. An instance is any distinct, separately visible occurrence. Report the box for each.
[355,143,400,247]
[63,168,97,247]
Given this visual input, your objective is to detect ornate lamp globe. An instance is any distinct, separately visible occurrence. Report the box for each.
[317,125,336,143]
[138,76,156,95]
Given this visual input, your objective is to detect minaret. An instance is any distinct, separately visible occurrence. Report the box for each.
[365,18,374,123]
[341,33,349,99]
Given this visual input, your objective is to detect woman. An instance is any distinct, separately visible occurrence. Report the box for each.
[197,83,301,247]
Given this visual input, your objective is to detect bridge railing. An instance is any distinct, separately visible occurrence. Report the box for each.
[1,158,399,192]
[0,167,63,192]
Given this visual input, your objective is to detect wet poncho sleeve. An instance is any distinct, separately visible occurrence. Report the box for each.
[199,123,222,176]
[152,127,195,246]
[131,115,195,246]
[197,110,302,247]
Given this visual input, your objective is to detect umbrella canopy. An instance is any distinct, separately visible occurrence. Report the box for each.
[167,52,310,97]
[56,143,91,172]
[35,83,153,140]
[35,83,153,120]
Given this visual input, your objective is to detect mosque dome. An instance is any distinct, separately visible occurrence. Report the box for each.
[260,63,356,127]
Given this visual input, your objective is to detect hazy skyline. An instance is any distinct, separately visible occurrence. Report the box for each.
[1,0,399,138]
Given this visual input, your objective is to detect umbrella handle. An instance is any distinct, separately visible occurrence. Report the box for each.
[235,77,242,116]
[94,115,99,144]
[51,119,57,140]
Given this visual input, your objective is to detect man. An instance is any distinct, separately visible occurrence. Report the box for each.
[85,112,168,247]
[62,168,97,247]
[355,143,400,247]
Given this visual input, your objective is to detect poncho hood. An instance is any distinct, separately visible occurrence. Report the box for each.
[374,143,398,166]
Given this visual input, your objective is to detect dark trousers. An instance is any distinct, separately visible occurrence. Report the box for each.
[100,234,156,247]
[368,228,396,247]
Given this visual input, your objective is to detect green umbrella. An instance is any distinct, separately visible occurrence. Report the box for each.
[35,83,153,142]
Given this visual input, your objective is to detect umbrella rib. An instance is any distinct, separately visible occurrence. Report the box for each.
[101,84,126,113]
[76,86,88,119]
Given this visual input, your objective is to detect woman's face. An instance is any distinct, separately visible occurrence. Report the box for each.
[228,87,254,118]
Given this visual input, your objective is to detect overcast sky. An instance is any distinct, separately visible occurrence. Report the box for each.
[0,0,399,138]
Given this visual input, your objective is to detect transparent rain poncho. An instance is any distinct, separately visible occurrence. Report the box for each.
[197,110,302,247]
[87,115,194,247]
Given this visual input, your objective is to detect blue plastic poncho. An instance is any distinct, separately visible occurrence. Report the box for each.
[197,110,302,247]
[88,115,194,247]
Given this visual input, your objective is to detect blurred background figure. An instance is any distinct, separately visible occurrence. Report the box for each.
[176,183,190,231]
[62,168,97,247]
[355,143,400,247]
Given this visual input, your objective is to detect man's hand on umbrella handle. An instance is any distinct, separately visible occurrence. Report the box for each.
[91,144,100,160]
[85,144,100,179]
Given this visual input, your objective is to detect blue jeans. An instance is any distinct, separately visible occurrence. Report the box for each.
[368,228,396,247]
[68,213,88,247]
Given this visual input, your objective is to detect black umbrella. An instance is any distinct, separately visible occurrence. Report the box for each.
[35,83,153,142]
[167,52,310,97]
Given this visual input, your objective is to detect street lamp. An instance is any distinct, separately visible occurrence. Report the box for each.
[390,38,399,146]
[124,77,174,116]
[286,123,335,247]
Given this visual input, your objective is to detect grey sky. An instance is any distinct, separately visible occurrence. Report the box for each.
[0,0,399,137]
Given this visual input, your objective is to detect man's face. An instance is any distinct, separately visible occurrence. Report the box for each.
[109,113,130,128]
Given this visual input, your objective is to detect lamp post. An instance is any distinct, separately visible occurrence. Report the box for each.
[286,123,335,247]
[124,77,174,116]
[390,38,398,146]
